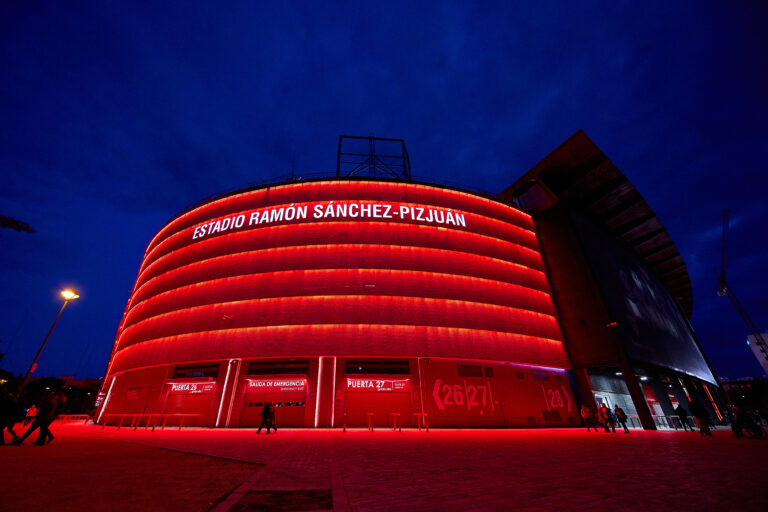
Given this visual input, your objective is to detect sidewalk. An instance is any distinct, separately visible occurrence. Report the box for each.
[2,423,767,511]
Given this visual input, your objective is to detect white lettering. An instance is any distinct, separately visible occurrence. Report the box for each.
[270,208,284,223]
[193,202,468,241]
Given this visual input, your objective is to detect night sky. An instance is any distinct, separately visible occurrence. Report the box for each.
[1,1,766,381]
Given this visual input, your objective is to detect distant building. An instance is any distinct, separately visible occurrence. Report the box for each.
[746,333,768,377]
[95,132,726,430]
[721,377,768,419]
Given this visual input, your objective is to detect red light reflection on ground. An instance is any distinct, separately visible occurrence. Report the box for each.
[2,424,767,511]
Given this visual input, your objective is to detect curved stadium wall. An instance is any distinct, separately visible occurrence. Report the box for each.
[98,179,579,428]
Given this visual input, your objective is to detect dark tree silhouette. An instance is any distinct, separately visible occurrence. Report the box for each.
[0,215,35,233]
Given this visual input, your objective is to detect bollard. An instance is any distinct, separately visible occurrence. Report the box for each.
[413,413,429,432]
[391,412,401,432]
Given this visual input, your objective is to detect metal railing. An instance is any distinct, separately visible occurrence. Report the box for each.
[55,414,91,423]
[101,414,205,431]
[628,415,697,430]
[341,412,429,432]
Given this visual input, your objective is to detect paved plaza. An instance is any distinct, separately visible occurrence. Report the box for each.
[1,422,767,511]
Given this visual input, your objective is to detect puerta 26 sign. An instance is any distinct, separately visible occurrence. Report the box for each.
[192,201,469,240]
[168,382,216,395]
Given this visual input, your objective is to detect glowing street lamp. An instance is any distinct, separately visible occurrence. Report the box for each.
[17,289,80,397]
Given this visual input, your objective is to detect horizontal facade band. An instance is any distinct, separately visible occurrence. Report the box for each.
[108,323,570,376]
[123,268,558,330]
[116,294,564,350]
[136,220,544,291]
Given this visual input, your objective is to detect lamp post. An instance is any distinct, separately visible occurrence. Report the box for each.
[17,289,79,398]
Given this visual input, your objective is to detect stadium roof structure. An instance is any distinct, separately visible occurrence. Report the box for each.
[496,130,694,317]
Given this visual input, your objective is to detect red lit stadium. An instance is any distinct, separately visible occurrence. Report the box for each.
[97,134,725,430]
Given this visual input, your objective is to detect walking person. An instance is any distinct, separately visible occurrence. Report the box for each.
[688,399,712,437]
[599,403,616,433]
[14,391,58,445]
[257,401,275,434]
[614,405,630,433]
[675,404,693,432]
[42,391,67,445]
[267,403,277,434]
[580,404,597,432]
[1,393,23,445]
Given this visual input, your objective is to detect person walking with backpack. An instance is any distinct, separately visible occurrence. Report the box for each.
[614,404,630,433]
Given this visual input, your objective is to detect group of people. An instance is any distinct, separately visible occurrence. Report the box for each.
[1,390,66,446]
[580,399,719,436]
[580,403,630,433]
[675,400,712,436]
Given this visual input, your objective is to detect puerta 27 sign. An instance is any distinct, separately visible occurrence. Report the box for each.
[192,201,469,240]
[345,378,411,392]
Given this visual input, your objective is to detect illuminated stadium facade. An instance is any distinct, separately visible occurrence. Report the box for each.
[96,133,725,429]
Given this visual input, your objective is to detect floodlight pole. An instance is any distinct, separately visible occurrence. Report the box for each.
[17,294,76,398]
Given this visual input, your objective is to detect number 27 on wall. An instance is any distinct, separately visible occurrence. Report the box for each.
[432,379,495,411]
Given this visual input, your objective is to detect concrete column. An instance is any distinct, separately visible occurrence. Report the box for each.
[216,359,242,428]
[619,362,656,430]
[313,356,337,427]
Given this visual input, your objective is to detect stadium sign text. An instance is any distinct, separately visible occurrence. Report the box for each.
[192,201,467,240]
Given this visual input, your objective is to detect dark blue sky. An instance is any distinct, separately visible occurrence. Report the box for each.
[1,1,766,380]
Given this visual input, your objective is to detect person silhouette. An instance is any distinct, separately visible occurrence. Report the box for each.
[580,404,597,432]
[599,403,616,433]
[1,393,23,444]
[14,391,58,445]
[614,404,629,433]
[257,401,275,434]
